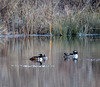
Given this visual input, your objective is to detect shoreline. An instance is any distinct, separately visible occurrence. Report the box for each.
[0,33,100,38]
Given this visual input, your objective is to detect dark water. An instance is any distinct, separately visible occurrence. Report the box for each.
[0,36,100,87]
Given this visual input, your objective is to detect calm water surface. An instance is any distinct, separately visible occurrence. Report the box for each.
[0,36,100,87]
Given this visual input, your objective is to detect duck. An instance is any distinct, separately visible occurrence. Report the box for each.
[29,54,48,65]
[64,50,78,61]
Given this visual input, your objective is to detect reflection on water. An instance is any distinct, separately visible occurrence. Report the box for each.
[0,36,100,87]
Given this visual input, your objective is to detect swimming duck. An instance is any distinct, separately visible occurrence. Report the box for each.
[64,50,78,61]
[29,54,48,65]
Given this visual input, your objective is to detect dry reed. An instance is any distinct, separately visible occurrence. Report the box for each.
[0,0,100,35]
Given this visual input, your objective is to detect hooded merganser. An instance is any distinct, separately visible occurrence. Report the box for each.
[64,50,78,61]
[29,54,48,65]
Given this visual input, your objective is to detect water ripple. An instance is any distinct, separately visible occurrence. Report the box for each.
[11,65,55,68]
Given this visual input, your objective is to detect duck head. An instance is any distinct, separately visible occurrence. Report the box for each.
[73,50,78,54]
[39,54,43,57]
[42,54,48,61]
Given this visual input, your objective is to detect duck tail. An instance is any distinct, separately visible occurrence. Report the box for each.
[30,58,33,61]
[64,57,67,61]
[64,53,68,56]
[29,57,37,61]
[29,58,34,61]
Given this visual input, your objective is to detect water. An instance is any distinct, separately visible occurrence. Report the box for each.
[0,35,100,87]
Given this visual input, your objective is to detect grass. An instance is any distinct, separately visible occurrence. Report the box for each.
[0,0,100,35]
[51,10,100,35]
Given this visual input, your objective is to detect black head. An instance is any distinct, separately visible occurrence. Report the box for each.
[39,54,46,57]
[73,50,78,54]
[39,54,43,57]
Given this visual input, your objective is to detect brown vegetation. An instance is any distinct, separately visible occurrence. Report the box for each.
[0,0,100,35]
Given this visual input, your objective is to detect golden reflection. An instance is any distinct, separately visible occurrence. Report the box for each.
[49,36,52,64]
